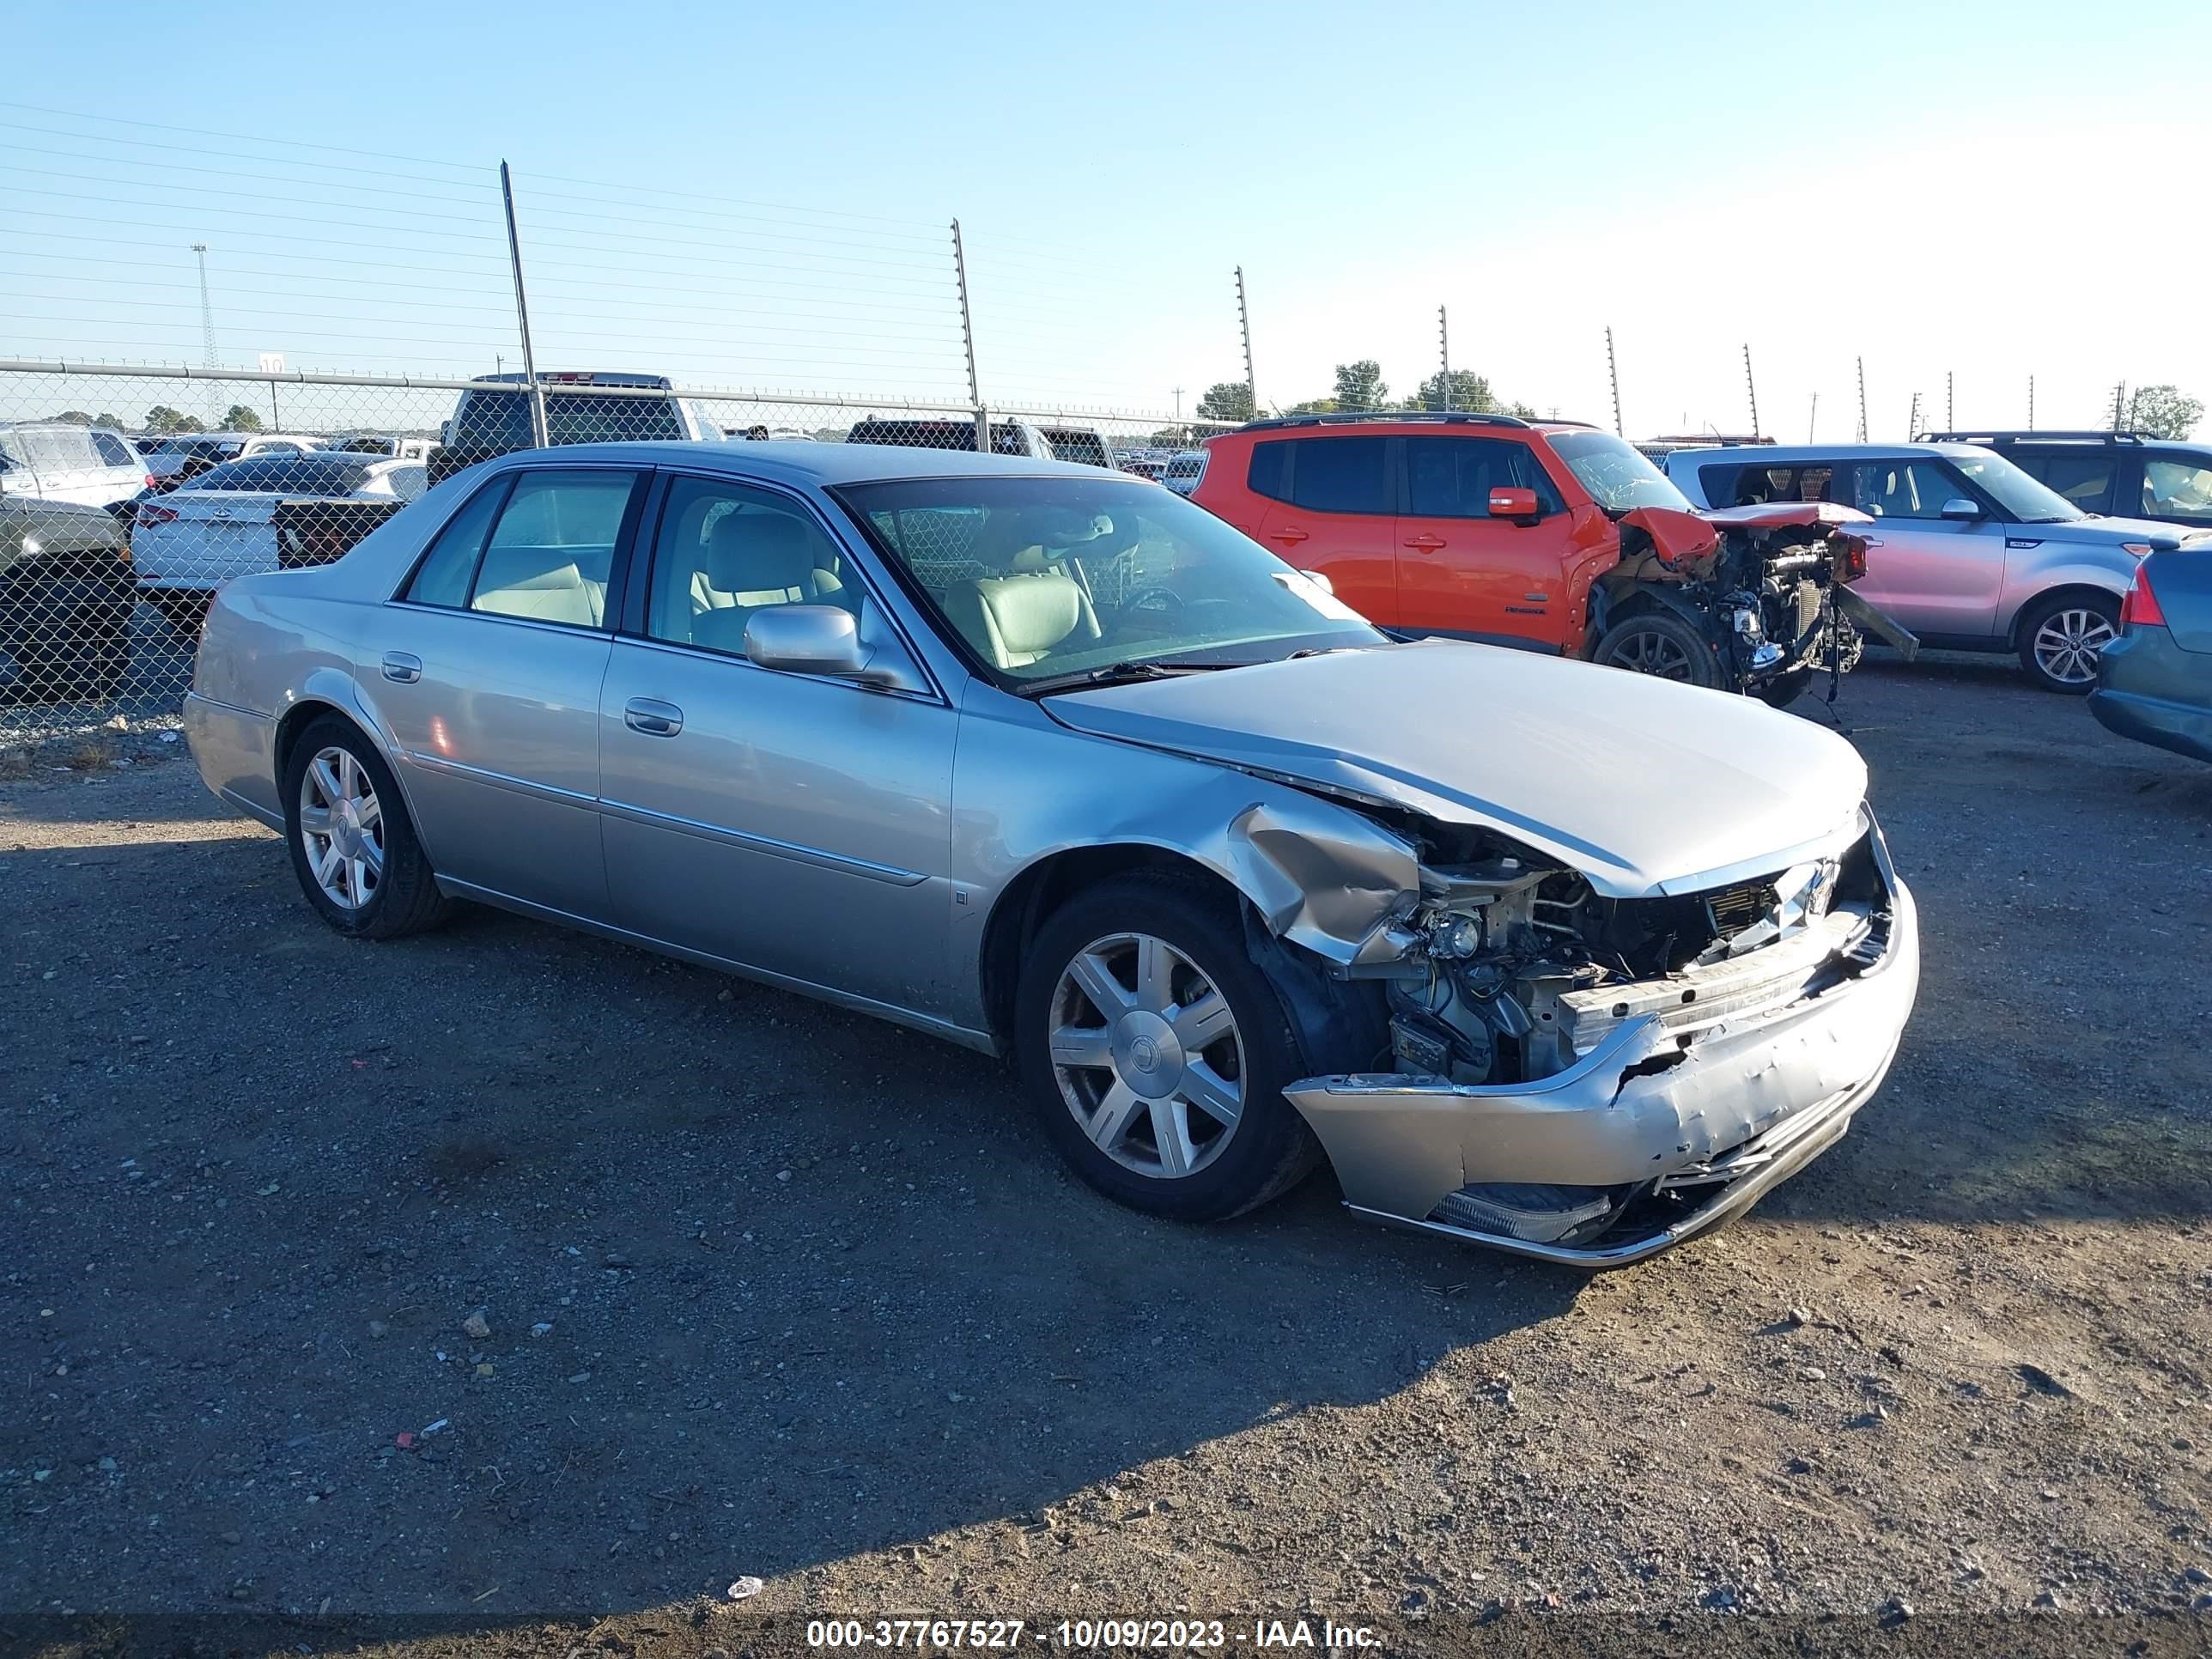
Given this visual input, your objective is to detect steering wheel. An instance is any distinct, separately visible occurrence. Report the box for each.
[1121,586,1185,621]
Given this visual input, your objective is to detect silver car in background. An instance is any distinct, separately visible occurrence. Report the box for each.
[1665,441,2209,691]
[185,442,1919,1266]
[0,421,150,507]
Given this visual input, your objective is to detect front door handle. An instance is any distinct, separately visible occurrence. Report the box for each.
[623,697,684,738]
[1269,526,1310,544]
[1402,534,1447,551]
[380,651,422,684]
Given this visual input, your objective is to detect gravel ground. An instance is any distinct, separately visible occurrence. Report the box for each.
[3,655,2209,1657]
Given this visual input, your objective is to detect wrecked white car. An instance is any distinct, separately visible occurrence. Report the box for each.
[184,445,1918,1267]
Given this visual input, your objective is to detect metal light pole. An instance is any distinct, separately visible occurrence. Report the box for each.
[951,219,987,453]
[498,163,548,449]
[1808,391,1818,443]
[1235,266,1258,419]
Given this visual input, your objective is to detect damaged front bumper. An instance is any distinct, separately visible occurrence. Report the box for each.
[1282,854,1920,1268]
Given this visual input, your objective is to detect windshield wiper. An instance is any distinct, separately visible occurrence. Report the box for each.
[1018,659,1241,696]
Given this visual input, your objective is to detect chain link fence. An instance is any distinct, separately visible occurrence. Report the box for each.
[0,362,1226,742]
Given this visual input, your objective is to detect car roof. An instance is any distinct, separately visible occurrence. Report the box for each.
[479,439,1109,487]
[1669,441,1988,464]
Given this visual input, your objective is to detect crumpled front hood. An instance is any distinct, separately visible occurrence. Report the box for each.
[1043,640,1869,897]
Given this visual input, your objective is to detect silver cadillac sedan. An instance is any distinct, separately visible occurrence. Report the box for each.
[185,441,1920,1266]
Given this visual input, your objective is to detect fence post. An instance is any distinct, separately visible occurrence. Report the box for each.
[1236,266,1258,419]
[499,161,549,449]
[1742,343,1760,438]
[951,219,988,455]
[1437,305,1451,411]
[1856,356,1869,441]
[1604,326,1623,436]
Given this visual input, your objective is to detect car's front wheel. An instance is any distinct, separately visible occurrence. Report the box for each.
[281,717,451,939]
[2017,592,2118,694]
[1590,609,1724,689]
[1016,872,1320,1222]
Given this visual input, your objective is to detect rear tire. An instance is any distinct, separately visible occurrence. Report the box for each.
[1016,872,1321,1223]
[0,572,131,702]
[150,591,212,638]
[281,716,452,940]
[2016,592,2118,694]
[1591,609,1724,690]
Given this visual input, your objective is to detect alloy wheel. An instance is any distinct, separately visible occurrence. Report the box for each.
[297,745,384,910]
[2032,608,2115,686]
[1607,626,1695,680]
[1048,931,1246,1180]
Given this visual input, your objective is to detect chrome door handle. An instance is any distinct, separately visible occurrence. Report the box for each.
[380,651,422,684]
[623,697,684,738]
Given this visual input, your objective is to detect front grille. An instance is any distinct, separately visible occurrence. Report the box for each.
[1705,879,1775,940]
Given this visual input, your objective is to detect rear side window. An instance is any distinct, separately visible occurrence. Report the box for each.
[4,427,104,471]
[1710,463,1837,507]
[89,429,137,466]
[2015,453,2114,510]
[1290,436,1388,515]
[1247,441,1290,501]
[469,470,639,627]
[449,392,534,453]
[1406,437,1563,518]
[403,476,510,607]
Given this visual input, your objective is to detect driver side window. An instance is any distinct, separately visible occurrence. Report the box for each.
[644,477,854,657]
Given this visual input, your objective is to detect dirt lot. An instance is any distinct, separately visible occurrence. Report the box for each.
[3,656,2210,1657]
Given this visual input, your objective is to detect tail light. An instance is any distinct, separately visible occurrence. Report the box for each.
[2118,562,2166,629]
[137,503,178,527]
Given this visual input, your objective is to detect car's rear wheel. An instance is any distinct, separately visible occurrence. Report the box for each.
[281,717,451,939]
[0,572,131,702]
[2017,592,2118,694]
[1017,872,1320,1222]
[1591,610,1724,690]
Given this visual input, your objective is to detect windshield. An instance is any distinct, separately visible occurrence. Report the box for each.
[833,475,1383,687]
[1547,430,1695,513]
[1947,449,2083,523]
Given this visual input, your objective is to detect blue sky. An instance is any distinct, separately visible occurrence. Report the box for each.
[5,0,2209,434]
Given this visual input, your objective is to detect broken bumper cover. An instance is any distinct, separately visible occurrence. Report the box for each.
[1284,868,1919,1268]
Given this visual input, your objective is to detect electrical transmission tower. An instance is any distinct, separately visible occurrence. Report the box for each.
[191,244,219,420]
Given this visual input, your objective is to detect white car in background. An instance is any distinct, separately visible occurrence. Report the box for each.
[144,432,324,493]
[0,421,151,507]
[133,451,426,629]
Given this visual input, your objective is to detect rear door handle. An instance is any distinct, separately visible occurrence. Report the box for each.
[623,697,684,738]
[1402,534,1447,550]
[1269,526,1310,544]
[380,651,422,684]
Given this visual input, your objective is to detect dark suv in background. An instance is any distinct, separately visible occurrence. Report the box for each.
[426,372,726,487]
[1926,430,2212,531]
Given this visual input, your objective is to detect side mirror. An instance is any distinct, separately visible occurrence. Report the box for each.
[744,605,868,678]
[1298,568,1335,596]
[1940,497,1983,521]
[744,604,922,692]
[1488,485,1541,524]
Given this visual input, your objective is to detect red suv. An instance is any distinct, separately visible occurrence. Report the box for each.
[1191,412,1897,704]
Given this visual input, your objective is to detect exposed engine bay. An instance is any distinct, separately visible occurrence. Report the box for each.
[1373,813,1890,1091]
[1600,501,1917,700]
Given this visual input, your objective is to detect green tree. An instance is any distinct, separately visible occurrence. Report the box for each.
[2126,384,2203,440]
[145,404,200,434]
[1284,398,1339,415]
[94,413,123,428]
[1332,360,1388,411]
[1407,369,1499,413]
[1194,381,1255,423]
[53,409,94,425]
[218,404,265,433]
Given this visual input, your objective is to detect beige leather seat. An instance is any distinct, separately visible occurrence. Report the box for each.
[470,543,605,627]
[690,513,846,653]
[945,567,1102,669]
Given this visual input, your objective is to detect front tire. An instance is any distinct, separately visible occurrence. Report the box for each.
[1016,872,1320,1223]
[281,717,451,939]
[1590,609,1724,689]
[2017,592,2118,694]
